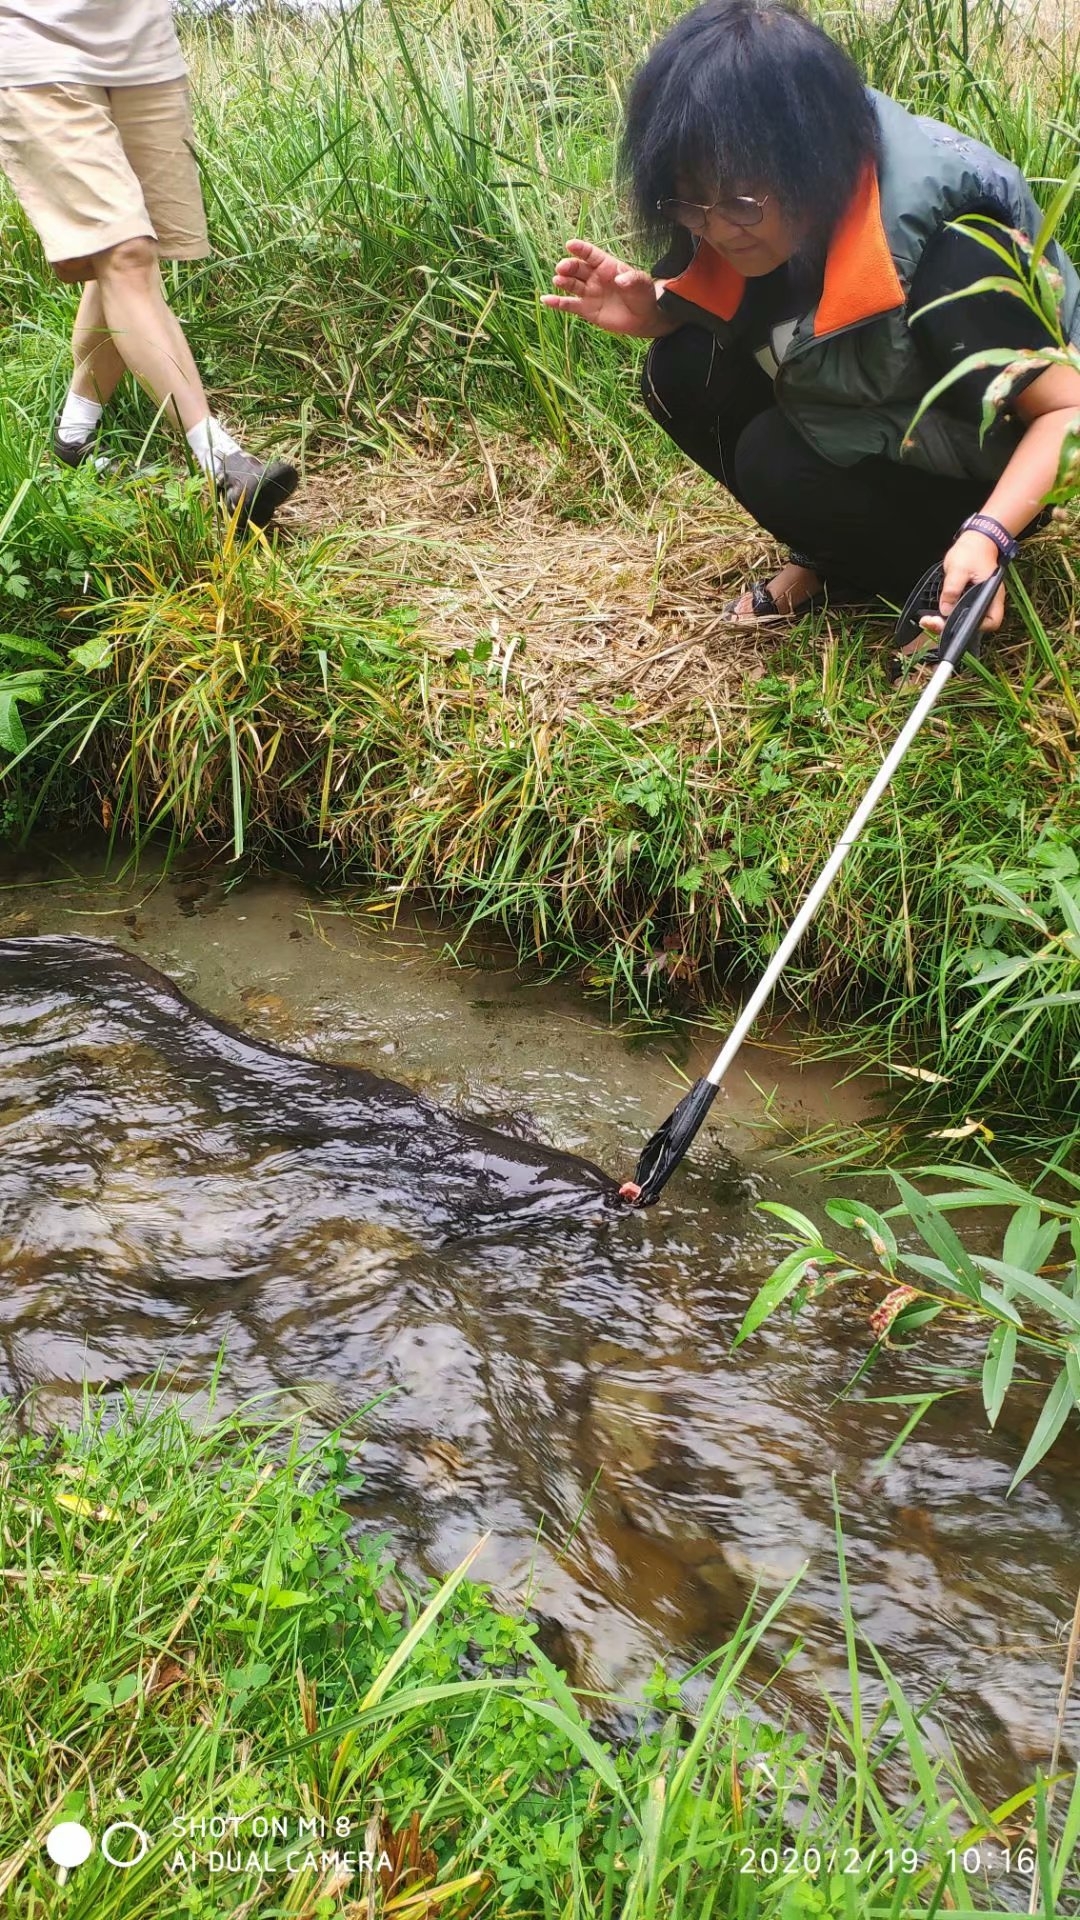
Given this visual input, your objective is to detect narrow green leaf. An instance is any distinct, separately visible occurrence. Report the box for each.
[1031,158,1080,279]
[905,345,1076,439]
[824,1197,898,1266]
[865,1640,947,1819]
[0,477,32,544]
[892,1176,984,1295]
[1031,1773,1057,1920]
[892,1301,946,1334]
[360,1533,490,1711]
[1007,990,1080,1013]
[1051,1764,1080,1899]
[966,872,1052,931]
[1068,1213,1080,1299]
[228,715,245,860]
[1052,876,1080,942]
[911,1167,1070,1217]
[982,1323,1017,1428]
[893,1175,984,1300]
[518,1696,626,1800]
[1003,1204,1043,1271]
[733,1249,824,1348]
[1009,1369,1075,1492]
[898,1251,971,1291]
[973,1284,1022,1325]
[976,1258,1080,1331]
[1019,1215,1065,1275]
[872,1395,938,1476]
[950,213,1043,278]
[526,1641,617,1778]
[908,273,1037,323]
[758,1200,824,1242]
[957,953,1029,987]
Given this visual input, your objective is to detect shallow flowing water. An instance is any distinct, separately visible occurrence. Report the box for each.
[1,850,1077,1856]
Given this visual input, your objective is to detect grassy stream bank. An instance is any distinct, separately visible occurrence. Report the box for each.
[0,0,1079,1124]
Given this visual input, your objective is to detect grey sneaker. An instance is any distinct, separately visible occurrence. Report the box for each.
[52,423,103,468]
[216,450,299,529]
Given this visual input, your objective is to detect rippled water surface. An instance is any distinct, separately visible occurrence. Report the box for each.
[1,852,1077,1829]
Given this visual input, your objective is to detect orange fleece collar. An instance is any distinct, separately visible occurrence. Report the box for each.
[661,166,905,338]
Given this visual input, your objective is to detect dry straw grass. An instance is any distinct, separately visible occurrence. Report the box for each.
[280,440,865,724]
[279,441,1080,749]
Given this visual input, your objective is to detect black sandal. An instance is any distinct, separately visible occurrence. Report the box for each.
[723,551,868,624]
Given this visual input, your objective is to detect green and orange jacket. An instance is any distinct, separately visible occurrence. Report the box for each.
[655,90,1080,481]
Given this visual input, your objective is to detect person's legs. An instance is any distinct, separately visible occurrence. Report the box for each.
[68,254,207,437]
[104,79,297,522]
[641,326,774,494]
[70,282,126,407]
[642,332,832,613]
[0,80,296,521]
[52,280,129,461]
[63,234,296,522]
[91,235,211,433]
[732,407,986,606]
[641,333,995,615]
[59,253,241,473]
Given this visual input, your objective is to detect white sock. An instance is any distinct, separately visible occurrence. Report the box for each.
[185,415,243,479]
[57,389,104,446]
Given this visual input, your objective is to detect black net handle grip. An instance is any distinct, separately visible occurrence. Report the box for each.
[935,563,1007,666]
[893,560,1008,667]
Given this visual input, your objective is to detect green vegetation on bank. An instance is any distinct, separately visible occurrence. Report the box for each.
[742,1156,1080,1485]
[3,425,1080,1132]
[1,1388,1070,1919]
[1,0,1079,1133]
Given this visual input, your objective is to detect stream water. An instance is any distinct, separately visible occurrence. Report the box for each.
[1,849,1077,1860]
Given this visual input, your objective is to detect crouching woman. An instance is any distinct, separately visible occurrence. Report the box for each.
[544,0,1080,645]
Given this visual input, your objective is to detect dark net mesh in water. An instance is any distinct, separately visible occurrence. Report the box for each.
[0,936,618,1243]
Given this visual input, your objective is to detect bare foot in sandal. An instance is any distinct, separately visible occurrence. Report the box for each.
[726,561,822,621]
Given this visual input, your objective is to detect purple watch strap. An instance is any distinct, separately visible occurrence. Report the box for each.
[958,513,1020,561]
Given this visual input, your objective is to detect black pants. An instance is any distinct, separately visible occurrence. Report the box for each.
[642,326,990,605]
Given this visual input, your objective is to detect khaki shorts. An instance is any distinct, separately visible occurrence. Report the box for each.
[0,79,209,277]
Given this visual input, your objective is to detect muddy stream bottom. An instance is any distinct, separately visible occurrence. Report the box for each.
[0,849,1077,1845]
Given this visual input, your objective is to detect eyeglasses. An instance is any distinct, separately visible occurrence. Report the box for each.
[656,191,769,233]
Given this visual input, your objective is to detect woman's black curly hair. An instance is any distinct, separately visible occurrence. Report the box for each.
[621,0,880,261]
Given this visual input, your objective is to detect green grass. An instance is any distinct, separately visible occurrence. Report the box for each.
[1,1384,1069,1918]
[2,0,1077,468]
[3,422,1080,1048]
[1,0,1080,1128]
[3,11,1080,1901]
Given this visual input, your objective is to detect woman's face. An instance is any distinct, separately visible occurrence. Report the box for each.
[702,197,799,274]
[676,181,802,275]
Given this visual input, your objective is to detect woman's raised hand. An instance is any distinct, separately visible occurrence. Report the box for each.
[542,239,669,338]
